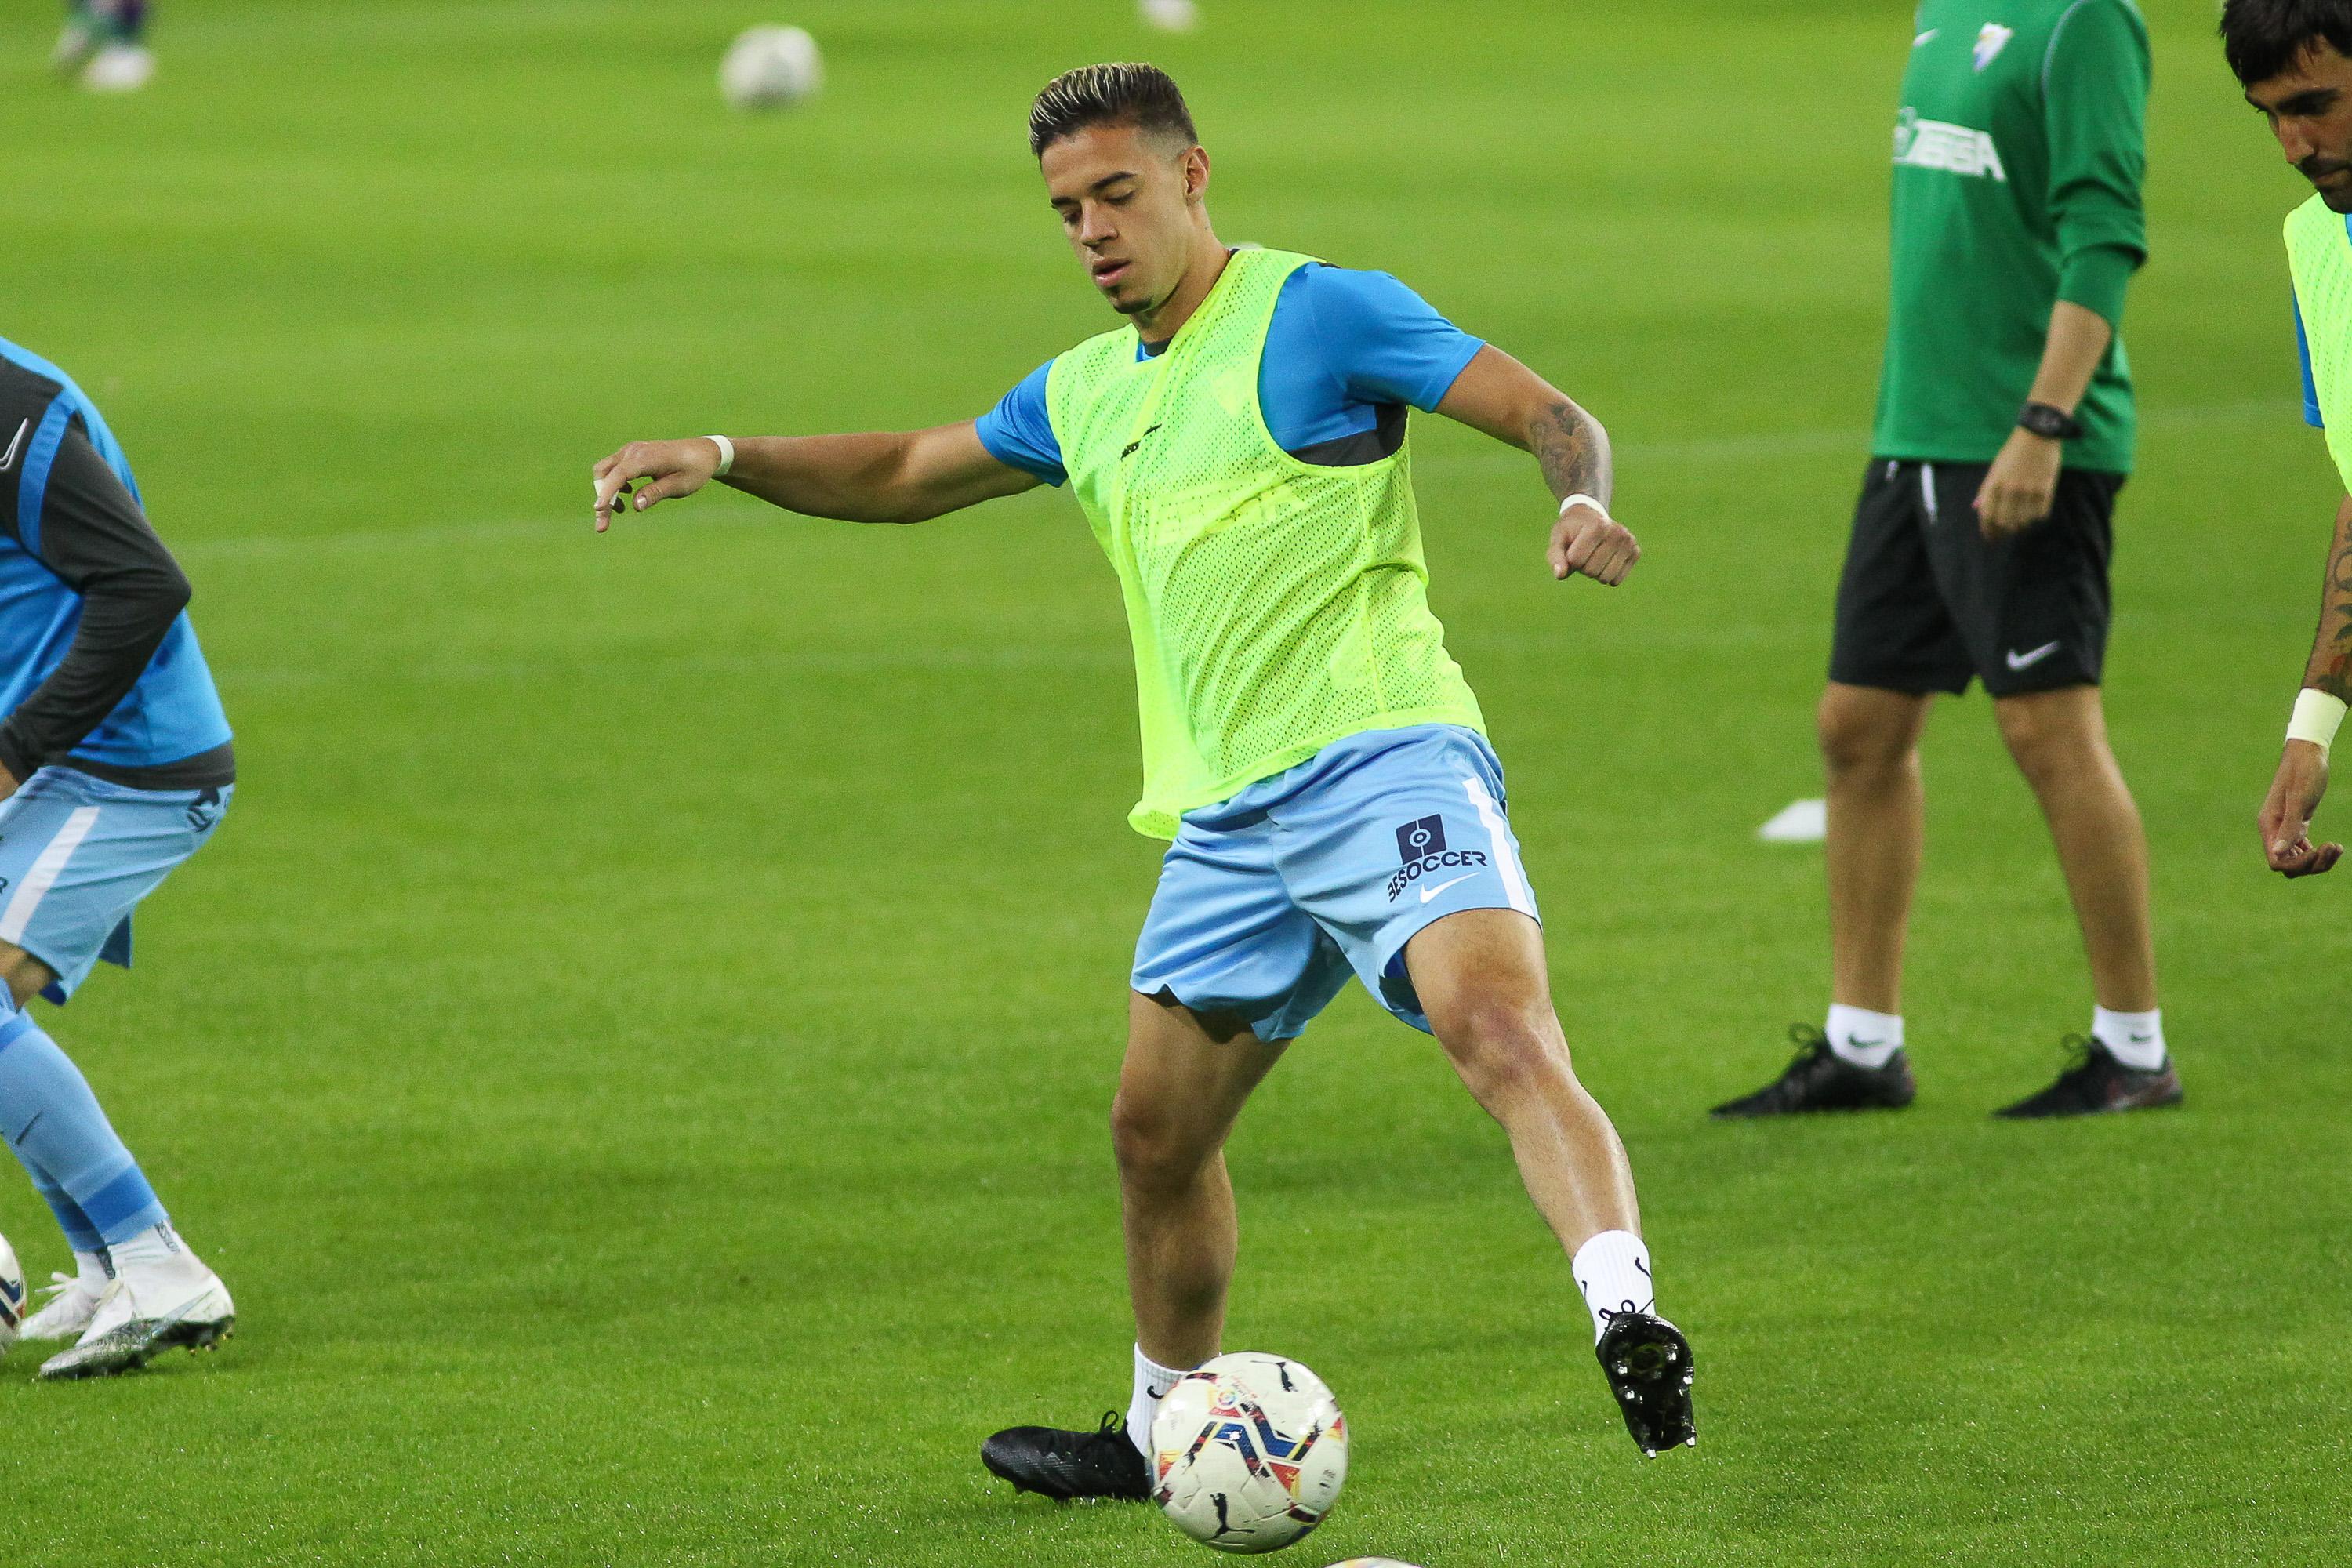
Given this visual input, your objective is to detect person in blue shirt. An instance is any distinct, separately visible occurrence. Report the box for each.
[0,339,236,1379]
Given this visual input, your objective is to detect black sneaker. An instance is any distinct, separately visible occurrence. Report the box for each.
[1709,1025,1916,1118]
[980,1412,1152,1502]
[1994,1036,2183,1119]
[1595,1311,1696,1457]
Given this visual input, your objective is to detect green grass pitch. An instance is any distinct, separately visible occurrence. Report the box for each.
[3,0,2349,1562]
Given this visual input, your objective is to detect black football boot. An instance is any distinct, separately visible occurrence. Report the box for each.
[1994,1036,2183,1119]
[981,1412,1152,1502]
[1595,1311,1697,1457]
[1710,1025,1916,1118]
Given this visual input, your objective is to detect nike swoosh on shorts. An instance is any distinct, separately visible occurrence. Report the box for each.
[0,419,27,474]
[1419,872,1481,905]
[2005,641,2062,672]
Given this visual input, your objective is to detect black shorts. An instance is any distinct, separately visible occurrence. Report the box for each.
[1828,458,2124,699]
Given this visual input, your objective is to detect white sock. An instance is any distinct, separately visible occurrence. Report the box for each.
[2092,1007,2165,1070]
[1572,1230,1655,1344]
[1826,1004,1904,1069]
[1126,1345,1192,1459]
[106,1221,204,1282]
[72,1249,111,1293]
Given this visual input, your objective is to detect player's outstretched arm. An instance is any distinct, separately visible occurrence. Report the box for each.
[591,421,1040,532]
[1435,345,1637,586]
[2259,492,2352,877]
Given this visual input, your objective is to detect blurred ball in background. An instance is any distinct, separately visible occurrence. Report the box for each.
[720,24,823,112]
[1139,0,1200,34]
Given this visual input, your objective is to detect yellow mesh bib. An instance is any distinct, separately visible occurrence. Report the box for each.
[2288,194,2352,492]
[1046,248,1486,838]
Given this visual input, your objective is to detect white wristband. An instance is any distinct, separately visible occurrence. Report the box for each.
[1559,492,1610,521]
[2288,688,2348,755]
[704,434,735,477]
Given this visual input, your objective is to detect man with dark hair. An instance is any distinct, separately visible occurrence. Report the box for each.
[2223,1,2352,874]
[590,60,1699,1495]
[1027,60,1196,156]
[1714,1,2180,1121]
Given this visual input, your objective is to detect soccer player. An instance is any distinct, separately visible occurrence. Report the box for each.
[53,2,154,93]
[0,338,236,1378]
[590,63,1697,1479]
[2228,2,2352,876]
[1714,0,2180,1120]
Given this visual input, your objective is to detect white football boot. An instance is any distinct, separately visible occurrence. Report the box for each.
[19,1271,106,1342]
[38,1232,233,1381]
[79,43,156,93]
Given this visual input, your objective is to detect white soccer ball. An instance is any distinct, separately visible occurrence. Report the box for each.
[1140,0,1201,31]
[720,25,822,112]
[1150,1352,1349,1555]
[0,1232,24,1354]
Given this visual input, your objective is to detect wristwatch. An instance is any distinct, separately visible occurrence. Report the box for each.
[2016,401,2082,441]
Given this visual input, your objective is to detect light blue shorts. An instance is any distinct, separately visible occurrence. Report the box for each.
[1131,725,1541,1041]
[0,767,229,1003]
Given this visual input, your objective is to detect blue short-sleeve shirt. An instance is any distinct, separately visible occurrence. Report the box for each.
[975,261,1485,485]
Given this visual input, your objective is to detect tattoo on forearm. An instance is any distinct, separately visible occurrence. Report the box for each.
[2306,517,2352,702]
[1530,400,1612,507]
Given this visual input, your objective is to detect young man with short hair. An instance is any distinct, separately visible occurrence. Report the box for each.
[1715,1,2180,1121]
[590,62,1698,1488]
[2225,0,2352,876]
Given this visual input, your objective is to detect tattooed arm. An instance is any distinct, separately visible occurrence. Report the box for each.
[2257,492,2352,877]
[1436,345,1640,586]
[2299,494,2352,701]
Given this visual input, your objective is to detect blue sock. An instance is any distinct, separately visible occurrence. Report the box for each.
[0,1011,167,1247]
[27,1163,105,1254]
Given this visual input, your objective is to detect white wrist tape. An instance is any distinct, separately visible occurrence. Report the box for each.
[1559,492,1610,521]
[704,434,735,477]
[2288,689,2348,756]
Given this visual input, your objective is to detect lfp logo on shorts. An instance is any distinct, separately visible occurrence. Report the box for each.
[1386,814,1489,902]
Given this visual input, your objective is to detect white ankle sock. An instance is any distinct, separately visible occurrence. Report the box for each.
[1572,1229,1655,1344]
[106,1222,202,1281]
[72,1249,111,1293]
[2092,1007,2165,1070]
[1127,1345,1192,1458]
[1826,1004,1904,1069]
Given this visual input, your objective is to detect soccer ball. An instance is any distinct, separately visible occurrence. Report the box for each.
[0,1231,25,1354]
[720,25,822,112]
[1150,1352,1348,1555]
[1140,0,1201,31]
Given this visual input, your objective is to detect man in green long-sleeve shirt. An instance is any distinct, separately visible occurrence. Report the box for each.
[1715,1,2182,1120]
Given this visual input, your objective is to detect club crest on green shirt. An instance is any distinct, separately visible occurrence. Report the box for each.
[1973,23,2013,71]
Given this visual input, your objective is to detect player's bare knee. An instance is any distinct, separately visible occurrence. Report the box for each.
[1994,699,2099,789]
[1110,1091,1217,1196]
[1437,1000,1566,1107]
[1817,695,1918,782]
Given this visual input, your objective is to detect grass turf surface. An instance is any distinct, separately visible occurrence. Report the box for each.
[4,0,2350,1561]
